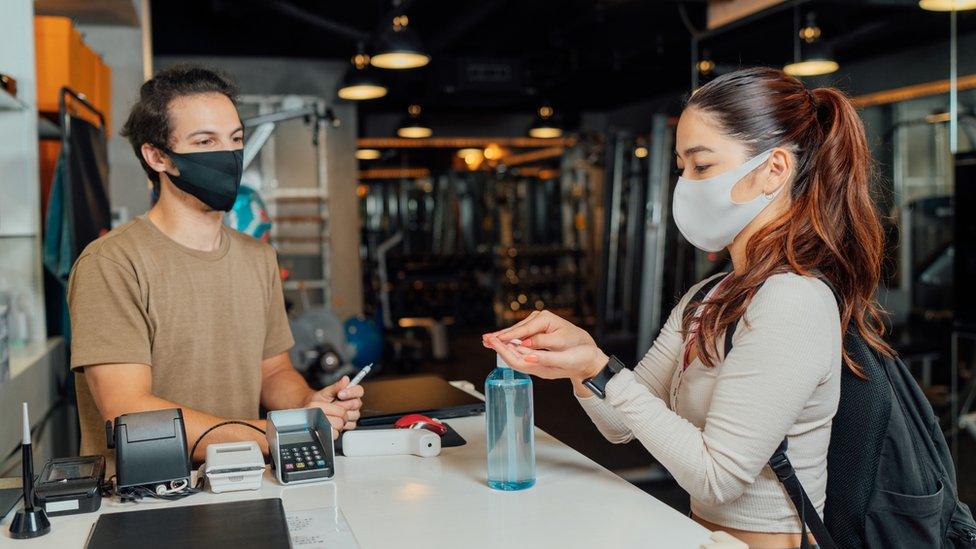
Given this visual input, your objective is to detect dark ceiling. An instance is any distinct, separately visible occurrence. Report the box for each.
[152,0,975,116]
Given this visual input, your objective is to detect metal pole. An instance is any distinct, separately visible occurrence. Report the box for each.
[952,330,959,465]
[605,135,626,325]
[637,115,673,355]
[949,7,958,154]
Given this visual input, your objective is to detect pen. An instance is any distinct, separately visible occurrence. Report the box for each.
[346,363,372,389]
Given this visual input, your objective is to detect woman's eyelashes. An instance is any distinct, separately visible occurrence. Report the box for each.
[673,164,712,177]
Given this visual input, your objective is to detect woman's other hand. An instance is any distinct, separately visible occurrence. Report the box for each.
[484,335,608,383]
[482,310,595,352]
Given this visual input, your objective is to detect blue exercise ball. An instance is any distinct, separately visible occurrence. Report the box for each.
[344,316,382,369]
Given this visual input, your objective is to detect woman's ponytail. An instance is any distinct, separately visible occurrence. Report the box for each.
[807,87,893,371]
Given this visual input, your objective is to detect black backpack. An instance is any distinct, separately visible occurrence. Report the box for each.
[689,275,976,549]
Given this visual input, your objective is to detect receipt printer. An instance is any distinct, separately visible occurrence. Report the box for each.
[107,408,191,490]
[205,441,265,493]
[266,408,335,484]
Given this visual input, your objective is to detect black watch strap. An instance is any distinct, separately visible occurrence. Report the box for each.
[582,355,625,399]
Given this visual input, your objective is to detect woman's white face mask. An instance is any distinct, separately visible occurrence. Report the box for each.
[671,149,782,252]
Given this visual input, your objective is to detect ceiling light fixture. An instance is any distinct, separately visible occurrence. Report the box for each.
[457,148,485,170]
[356,148,382,160]
[783,11,839,77]
[919,0,976,10]
[634,146,649,159]
[338,46,388,100]
[371,14,430,70]
[528,105,563,139]
[483,143,504,161]
[697,49,716,78]
[397,104,432,138]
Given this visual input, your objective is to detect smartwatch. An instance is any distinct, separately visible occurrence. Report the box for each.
[582,355,626,399]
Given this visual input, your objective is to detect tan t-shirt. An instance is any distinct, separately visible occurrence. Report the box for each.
[68,215,294,465]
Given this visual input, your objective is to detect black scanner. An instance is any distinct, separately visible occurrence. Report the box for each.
[107,408,191,490]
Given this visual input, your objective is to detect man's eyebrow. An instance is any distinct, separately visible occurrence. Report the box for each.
[185,126,244,138]
[675,145,714,156]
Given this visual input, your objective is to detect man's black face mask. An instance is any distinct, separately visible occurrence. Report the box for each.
[162,148,243,211]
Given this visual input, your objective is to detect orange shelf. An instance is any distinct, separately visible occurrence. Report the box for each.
[34,15,111,132]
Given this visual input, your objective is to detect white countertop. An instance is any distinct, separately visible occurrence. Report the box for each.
[1,415,710,548]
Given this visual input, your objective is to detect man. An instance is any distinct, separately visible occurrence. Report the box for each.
[68,64,362,468]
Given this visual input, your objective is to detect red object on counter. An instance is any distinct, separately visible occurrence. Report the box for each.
[394,414,448,436]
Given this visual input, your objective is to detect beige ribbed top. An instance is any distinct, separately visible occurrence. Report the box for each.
[578,273,841,533]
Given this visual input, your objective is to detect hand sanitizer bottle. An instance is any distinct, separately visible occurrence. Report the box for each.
[486,345,535,490]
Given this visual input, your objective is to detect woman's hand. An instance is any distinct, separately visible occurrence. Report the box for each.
[484,335,608,383]
[483,310,595,352]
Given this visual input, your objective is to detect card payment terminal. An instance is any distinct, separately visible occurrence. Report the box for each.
[266,408,335,484]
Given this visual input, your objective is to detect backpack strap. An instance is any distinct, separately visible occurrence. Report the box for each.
[770,439,837,549]
[684,274,728,321]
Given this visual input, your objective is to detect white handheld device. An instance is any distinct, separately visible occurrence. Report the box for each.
[341,428,441,458]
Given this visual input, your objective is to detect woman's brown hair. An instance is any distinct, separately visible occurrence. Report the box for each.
[682,67,892,375]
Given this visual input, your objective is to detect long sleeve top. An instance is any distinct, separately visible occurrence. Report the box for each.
[577,273,841,533]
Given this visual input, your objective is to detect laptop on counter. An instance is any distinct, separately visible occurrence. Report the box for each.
[357,374,485,426]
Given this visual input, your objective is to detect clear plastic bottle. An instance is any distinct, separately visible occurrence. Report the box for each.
[485,351,535,490]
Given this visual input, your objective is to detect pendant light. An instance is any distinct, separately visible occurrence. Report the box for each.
[356,148,382,160]
[338,46,388,101]
[397,104,432,138]
[528,105,563,139]
[919,0,976,10]
[783,11,838,77]
[371,15,430,70]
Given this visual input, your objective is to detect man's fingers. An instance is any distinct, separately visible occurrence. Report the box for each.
[312,401,347,420]
[333,398,361,411]
[337,384,364,400]
[345,409,361,423]
[343,421,357,431]
[326,413,345,432]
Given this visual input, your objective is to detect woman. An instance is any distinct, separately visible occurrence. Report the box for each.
[484,67,892,549]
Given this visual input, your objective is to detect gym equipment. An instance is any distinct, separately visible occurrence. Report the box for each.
[344,316,382,369]
[289,293,357,389]
[225,185,272,242]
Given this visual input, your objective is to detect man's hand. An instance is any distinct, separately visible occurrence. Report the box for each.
[303,375,365,439]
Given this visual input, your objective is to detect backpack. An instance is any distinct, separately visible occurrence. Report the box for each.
[688,275,976,549]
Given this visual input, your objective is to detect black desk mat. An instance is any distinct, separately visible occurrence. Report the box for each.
[86,497,289,549]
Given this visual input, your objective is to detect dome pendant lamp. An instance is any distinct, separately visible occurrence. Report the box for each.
[371,15,430,70]
[338,47,388,101]
[919,0,976,10]
[783,11,839,77]
[528,105,563,139]
[397,104,432,138]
